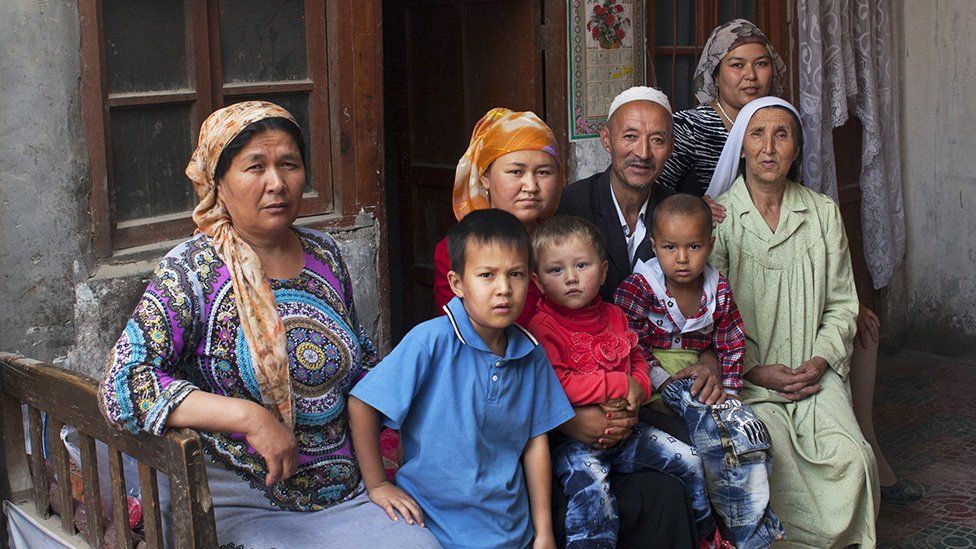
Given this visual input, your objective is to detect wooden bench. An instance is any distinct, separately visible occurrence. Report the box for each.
[0,352,217,548]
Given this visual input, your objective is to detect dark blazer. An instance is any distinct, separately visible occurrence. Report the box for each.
[557,167,670,301]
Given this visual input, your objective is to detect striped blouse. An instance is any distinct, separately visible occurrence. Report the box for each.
[657,105,729,196]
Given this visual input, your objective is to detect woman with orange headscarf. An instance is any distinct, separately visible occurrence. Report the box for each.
[99,102,438,547]
[433,107,563,325]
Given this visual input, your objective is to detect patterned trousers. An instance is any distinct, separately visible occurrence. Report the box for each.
[552,422,715,549]
[662,378,786,548]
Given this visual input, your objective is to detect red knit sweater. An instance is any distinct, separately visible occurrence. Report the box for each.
[528,296,651,406]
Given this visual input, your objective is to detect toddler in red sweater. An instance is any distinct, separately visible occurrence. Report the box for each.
[528,215,719,548]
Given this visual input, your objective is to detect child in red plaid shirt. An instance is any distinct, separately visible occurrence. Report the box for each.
[615,194,785,548]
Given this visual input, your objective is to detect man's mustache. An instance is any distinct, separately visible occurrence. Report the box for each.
[624,159,654,169]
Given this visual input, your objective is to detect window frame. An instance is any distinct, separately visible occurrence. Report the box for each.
[80,0,351,256]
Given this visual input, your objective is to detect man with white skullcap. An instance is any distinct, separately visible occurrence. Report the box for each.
[551,87,703,548]
[557,86,675,300]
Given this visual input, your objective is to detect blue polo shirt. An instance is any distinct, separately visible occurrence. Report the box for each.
[351,297,574,549]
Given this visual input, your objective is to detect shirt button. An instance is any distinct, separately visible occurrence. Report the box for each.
[491,374,499,382]
[494,361,502,367]
[674,336,681,344]
[667,301,674,307]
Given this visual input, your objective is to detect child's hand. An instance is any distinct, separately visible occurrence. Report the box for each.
[366,481,426,526]
[672,364,727,405]
[599,398,628,413]
[625,376,645,411]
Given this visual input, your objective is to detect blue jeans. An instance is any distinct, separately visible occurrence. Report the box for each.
[662,378,786,548]
[552,422,715,549]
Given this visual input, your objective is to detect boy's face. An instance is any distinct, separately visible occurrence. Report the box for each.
[447,239,529,341]
[533,236,608,310]
[651,213,714,286]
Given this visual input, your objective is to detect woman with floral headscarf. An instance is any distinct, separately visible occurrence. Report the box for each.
[656,18,788,198]
[432,107,563,325]
[99,102,438,547]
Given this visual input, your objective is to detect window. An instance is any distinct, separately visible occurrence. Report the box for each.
[81,0,338,255]
[647,1,793,111]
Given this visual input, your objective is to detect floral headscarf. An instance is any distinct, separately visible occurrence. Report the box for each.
[186,101,298,428]
[692,19,788,106]
[452,108,560,221]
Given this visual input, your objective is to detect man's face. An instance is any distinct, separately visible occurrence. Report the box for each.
[600,101,673,192]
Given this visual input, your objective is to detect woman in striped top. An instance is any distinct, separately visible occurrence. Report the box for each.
[657,19,786,197]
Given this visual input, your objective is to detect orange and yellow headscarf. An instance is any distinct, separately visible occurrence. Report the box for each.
[452,108,560,221]
[186,101,297,429]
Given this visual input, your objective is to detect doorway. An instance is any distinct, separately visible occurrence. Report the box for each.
[384,0,550,338]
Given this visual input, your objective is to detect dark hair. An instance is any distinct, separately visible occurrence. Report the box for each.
[738,106,803,182]
[652,193,713,236]
[531,215,607,267]
[213,117,306,181]
[447,209,529,275]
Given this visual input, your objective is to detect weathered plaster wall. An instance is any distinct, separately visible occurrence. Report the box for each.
[569,139,610,182]
[890,1,976,355]
[0,0,93,362]
[0,2,385,375]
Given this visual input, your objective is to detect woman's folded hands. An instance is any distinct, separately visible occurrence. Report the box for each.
[746,357,829,401]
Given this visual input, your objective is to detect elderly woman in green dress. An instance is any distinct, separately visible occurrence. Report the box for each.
[707,96,878,547]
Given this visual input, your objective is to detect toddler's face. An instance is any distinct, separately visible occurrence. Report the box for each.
[651,213,714,286]
[533,236,607,310]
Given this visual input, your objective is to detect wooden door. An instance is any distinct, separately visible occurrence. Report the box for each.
[384,0,546,337]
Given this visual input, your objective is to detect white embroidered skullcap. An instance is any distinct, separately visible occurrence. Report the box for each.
[607,86,673,120]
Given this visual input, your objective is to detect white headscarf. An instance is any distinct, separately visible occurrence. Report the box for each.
[705,96,801,197]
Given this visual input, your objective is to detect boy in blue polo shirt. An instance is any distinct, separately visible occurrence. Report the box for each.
[349,209,575,549]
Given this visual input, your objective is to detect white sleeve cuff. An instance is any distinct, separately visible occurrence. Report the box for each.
[650,366,671,391]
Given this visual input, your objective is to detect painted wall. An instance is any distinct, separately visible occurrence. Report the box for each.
[890,1,976,355]
[0,0,385,377]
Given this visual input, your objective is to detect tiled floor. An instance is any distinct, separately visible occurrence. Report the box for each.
[875,349,976,548]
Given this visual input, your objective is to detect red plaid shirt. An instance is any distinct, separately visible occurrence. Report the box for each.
[613,271,745,393]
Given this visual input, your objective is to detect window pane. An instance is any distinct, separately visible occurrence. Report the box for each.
[103,0,188,93]
[654,55,696,111]
[718,0,758,25]
[653,0,696,46]
[672,56,695,111]
[219,0,308,83]
[224,93,313,192]
[111,105,195,221]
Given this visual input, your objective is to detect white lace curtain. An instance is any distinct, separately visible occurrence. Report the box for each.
[796,0,905,288]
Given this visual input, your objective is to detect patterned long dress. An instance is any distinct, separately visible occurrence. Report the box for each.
[99,228,439,547]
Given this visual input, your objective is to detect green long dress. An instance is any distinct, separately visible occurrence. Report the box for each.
[711,177,879,548]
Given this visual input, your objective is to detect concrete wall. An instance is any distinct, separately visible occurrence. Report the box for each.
[0,1,385,377]
[0,0,92,363]
[890,1,976,355]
